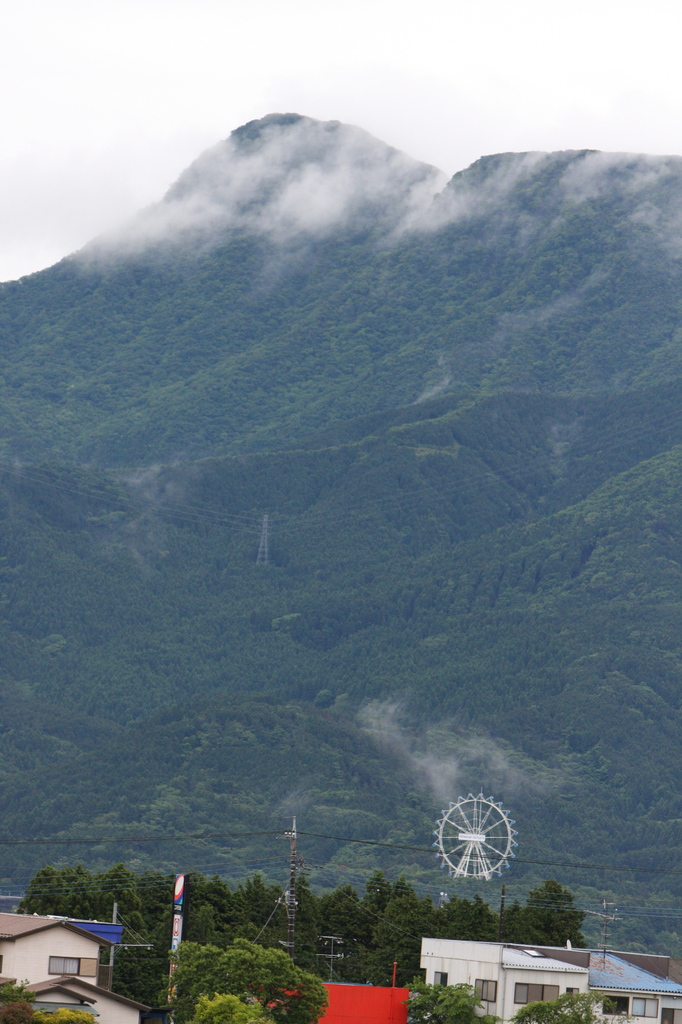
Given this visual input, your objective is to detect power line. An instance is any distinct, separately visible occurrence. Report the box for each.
[1,825,680,880]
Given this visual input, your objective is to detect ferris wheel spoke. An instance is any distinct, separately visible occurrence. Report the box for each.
[445,842,468,857]
[479,840,510,867]
[481,835,507,851]
[477,802,496,831]
[454,809,473,832]
[458,843,475,876]
[475,839,497,864]
[480,817,503,834]
[479,835,505,850]
[473,844,493,876]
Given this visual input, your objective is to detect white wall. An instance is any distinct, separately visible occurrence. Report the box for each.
[65,980,143,1024]
[0,926,102,985]
[420,940,589,1023]
[498,967,589,1022]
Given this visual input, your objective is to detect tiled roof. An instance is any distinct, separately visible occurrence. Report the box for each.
[0,913,112,945]
[502,948,588,972]
[31,976,150,1011]
[28,981,97,1004]
[590,954,682,993]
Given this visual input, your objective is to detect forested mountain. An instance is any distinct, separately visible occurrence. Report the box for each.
[2,114,682,952]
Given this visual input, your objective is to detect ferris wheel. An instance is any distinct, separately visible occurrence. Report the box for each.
[434,793,517,880]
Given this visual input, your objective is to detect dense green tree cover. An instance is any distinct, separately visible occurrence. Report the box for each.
[2,388,682,958]
[170,940,327,1024]
[17,866,584,1004]
[503,882,586,947]
[2,125,682,465]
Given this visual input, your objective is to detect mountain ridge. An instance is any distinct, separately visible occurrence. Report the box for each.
[3,116,682,953]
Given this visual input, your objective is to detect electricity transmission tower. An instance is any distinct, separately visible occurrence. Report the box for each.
[256,513,269,565]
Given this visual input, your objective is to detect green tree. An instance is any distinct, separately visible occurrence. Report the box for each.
[34,1011,99,1024]
[408,981,498,1024]
[435,895,497,942]
[317,884,372,981]
[0,985,35,1007]
[367,884,437,987]
[191,994,266,1024]
[171,939,327,1024]
[503,881,586,947]
[511,992,626,1024]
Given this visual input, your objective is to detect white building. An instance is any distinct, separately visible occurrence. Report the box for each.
[0,913,149,1024]
[420,939,682,1024]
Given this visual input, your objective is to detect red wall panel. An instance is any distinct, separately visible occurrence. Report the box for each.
[320,983,409,1024]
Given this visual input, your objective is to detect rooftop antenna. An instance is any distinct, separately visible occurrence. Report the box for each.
[256,513,269,565]
[584,899,619,963]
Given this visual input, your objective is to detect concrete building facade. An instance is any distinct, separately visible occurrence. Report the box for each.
[421,939,682,1024]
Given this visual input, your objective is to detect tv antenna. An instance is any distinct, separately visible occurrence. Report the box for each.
[584,899,620,960]
[434,793,517,879]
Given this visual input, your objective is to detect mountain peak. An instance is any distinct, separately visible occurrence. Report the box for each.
[91,114,446,255]
[230,112,310,145]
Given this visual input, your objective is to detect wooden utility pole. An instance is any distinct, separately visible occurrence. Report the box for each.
[498,885,506,942]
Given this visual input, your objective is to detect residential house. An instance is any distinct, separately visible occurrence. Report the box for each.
[0,912,149,1024]
[420,939,682,1024]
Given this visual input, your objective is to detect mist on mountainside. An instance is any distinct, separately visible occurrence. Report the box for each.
[82,113,447,256]
[3,116,682,465]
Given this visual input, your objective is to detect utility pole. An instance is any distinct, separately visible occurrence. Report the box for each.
[318,935,344,980]
[256,513,269,565]
[109,901,118,987]
[284,817,297,959]
[497,885,506,942]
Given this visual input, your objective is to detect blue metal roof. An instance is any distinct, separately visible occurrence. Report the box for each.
[590,954,682,994]
[69,920,124,944]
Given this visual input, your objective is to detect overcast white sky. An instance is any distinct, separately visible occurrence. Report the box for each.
[2,0,682,282]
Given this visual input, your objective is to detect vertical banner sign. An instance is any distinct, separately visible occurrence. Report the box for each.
[169,873,189,998]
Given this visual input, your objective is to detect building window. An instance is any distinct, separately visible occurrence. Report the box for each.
[49,956,80,975]
[514,984,560,1004]
[603,997,630,1015]
[566,989,579,995]
[661,1009,682,1024]
[632,1000,659,1018]
[434,973,448,986]
[475,980,497,1003]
